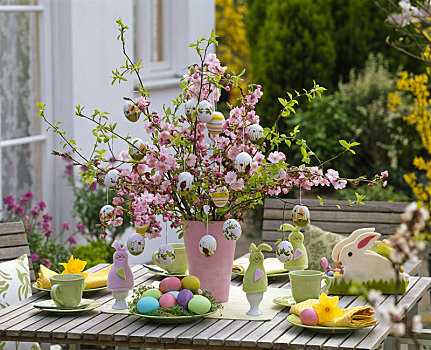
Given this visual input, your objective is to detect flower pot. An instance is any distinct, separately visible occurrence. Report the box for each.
[183,220,236,302]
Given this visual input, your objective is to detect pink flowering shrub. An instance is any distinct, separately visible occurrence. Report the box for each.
[38,22,387,240]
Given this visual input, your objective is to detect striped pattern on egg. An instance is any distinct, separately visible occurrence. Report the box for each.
[207,111,225,136]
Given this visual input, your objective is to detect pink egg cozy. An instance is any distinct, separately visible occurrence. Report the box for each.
[107,240,134,291]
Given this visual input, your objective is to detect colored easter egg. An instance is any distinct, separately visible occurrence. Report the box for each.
[292,205,310,227]
[272,168,287,181]
[135,222,148,235]
[99,205,115,226]
[168,291,180,299]
[159,293,177,308]
[142,289,162,300]
[207,111,225,135]
[300,308,319,326]
[235,152,252,174]
[129,138,145,161]
[276,240,294,263]
[127,232,145,256]
[188,296,211,315]
[223,219,242,241]
[185,98,198,117]
[104,169,120,188]
[211,186,229,208]
[197,100,213,123]
[177,171,194,195]
[123,100,141,122]
[327,270,334,277]
[137,296,159,314]
[157,244,176,266]
[159,277,182,293]
[248,124,265,144]
[199,234,217,257]
[182,275,200,291]
[177,289,194,310]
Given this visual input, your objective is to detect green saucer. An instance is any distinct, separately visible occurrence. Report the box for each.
[273,295,296,307]
[33,282,106,293]
[34,298,101,313]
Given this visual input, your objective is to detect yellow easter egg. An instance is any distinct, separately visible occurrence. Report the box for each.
[182,275,200,291]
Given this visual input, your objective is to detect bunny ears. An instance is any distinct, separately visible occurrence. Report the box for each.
[112,240,128,252]
[250,243,272,253]
[332,228,376,263]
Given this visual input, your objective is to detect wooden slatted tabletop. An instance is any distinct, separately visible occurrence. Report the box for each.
[0,264,429,350]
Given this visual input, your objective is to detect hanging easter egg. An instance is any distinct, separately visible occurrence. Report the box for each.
[177,172,194,195]
[207,111,225,136]
[272,168,287,181]
[211,186,229,208]
[99,205,116,226]
[292,205,310,227]
[196,100,213,123]
[127,232,145,256]
[135,222,148,235]
[223,219,242,241]
[129,138,145,161]
[235,152,252,174]
[157,244,176,266]
[199,234,217,257]
[248,124,265,144]
[104,169,120,188]
[276,240,294,263]
[185,98,197,117]
[123,100,141,122]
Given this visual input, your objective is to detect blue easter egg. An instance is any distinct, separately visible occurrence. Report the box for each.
[137,296,159,314]
[168,291,180,299]
[327,271,334,277]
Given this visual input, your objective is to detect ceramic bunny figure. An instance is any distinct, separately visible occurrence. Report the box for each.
[107,240,134,309]
[281,224,308,270]
[243,243,272,316]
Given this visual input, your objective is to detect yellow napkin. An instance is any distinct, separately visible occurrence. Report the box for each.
[37,265,111,289]
[232,257,287,274]
[290,299,378,327]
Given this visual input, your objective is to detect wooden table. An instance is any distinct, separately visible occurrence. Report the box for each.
[0,263,429,350]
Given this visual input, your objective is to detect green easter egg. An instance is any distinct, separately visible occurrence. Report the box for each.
[142,289,163,300]
[188,296,211,315]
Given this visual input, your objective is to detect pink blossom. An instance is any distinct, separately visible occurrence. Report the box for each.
[325,169,339,181]
[135,96,151,111]
[225,171,237,185]
[30,253,39,261]
[118,150,129,161]
[76,223,86,233]
[268,151,286,164]
[381,170,389,178]
[109,217,123,227]
[230,179,245,191]
[41,259,51,268]
[62,222,71,231]
[67,236,77,245]
[37,201,47,211]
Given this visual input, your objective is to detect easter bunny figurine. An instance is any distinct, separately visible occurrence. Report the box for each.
[281,224,308,271]
[107,240,134,309]
[243,243,272,316]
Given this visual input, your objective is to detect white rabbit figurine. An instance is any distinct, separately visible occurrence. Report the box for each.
[332,227,376,264]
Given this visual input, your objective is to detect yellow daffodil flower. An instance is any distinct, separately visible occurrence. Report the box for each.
[312,293,343,323]
[59,256,88,277]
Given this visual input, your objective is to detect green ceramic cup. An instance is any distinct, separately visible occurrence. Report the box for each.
[152,243,188,274]
[50,274,85,307]
[288,270,331,303]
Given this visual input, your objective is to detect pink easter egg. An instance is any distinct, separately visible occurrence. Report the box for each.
[159,277,182,293]
[159,293,177,308]
[300,308,319,326]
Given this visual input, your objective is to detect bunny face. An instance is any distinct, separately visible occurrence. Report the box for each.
[338,232,380,267]
[250,251,264,264]
[289,230,304,244]
[114,250,128,263]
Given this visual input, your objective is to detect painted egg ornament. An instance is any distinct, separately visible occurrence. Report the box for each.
[104,169,120,188]
[177,171,194,195]
[207,111,225,136]
[127,232,145,256]
[223,219,242,241]
[272,168,287,181]
[185,98,197,117]
[235,152,252,174]
[276,240,294,263]
[135,222,148,235]
[99,205,116,226]
[211,186,229,208]
[157,244,176,266]
[123,100,141,122]
[197,100,213,123]
[248,124,265,144]
[292,205,310,227]
[129,138,145,161]
[199,234,217,257]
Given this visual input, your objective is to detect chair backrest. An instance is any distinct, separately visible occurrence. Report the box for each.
[0,222,36,284]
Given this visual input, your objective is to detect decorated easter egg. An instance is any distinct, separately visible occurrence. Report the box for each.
[272,168,287,181]
[177,289,194,310]
[223,219,242,241]
[199,234,217,257]
[99,205,115,226]
[188,296,211,315]
[185,98,198,117]
[276,240,294,263]
[292,205,310,227]
[159,293,177,308]
[135,222,148,235]
[129,138,145,161]
[211,186,229,208]
[197,100,213,123]
[159,276,182,293]
[177,172,194,195]
[207,111,225,135]
[157,244,176,266]
[137,296,159,314]
[248,124,265,144]
[142,289,162,300]
[127,232,145,256]
[123,100,141,122]
[182,275,200,291]
[168,291,180,299]
[300,308,319,326]
[104,169,120,188]
[235,152,252,174]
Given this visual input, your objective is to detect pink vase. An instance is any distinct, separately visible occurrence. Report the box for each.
[183,220,236,302]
